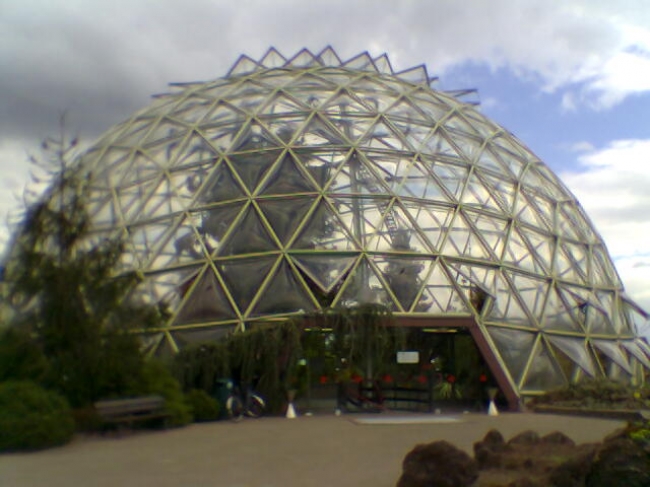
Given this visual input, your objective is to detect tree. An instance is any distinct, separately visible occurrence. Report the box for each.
[3,131,164,407]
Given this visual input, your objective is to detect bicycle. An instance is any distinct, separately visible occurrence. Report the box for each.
[220,380,266,422]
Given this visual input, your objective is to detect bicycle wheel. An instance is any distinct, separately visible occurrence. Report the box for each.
[226,395,244,422]
[245,394,266,418]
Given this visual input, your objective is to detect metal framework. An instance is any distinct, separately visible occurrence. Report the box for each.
[41,47,649,401]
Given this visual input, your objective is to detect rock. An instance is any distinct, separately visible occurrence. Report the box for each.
[507,430,540,446]
[585,438,650,487]
[541,431,575,446]
[397,440,479,487]
[474,429,508,469]
[548,444,597,487]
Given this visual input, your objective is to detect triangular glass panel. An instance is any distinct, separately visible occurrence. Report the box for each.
[169,95,216,125]
[287,48,318,67]
[373,53,393,74]
[231,121,283,152]
[585,304,616,335]
[149,215,208,270]
[393,158,450,202]
[217,255,278,315]
[541,286,584,333]
[116,179,159,222]
[259,47,287,68]
[429,161,469,202]
[402,202,454,252]
[321,92,373,115]
[145,173,193,216]
[227,54,261,76]
[478,171,516,214]
[294,148,348,189]
[316,46,342,66]
[442,212,492,261]
[421,129,463,159]
[336,257,398,309]
[481,271,530,325]
[201,124,241,153]
[557,242,589,283]
[258,91,310,116]
[291,254,357,294]
[514,192,553,233]
[502,226,545,274]
[143,118,190,146]
[173,268,237,324]
[461,170,503,210]
[558,202,587,241]
[127,217,182,270]
[393,121,434,151]
[487,327,537,386]
[228,149,282,194]
[198,161,247,204]
[591,340,632,374]
[505,271,548,324]
[474,146,508,175]
[445,114,479,139]
[418,260,469,313]
[547,335,596,376]
[217,205,278,256]
[296,115,346,146]
[412,97,452,124]
[291,199,359,251]
[342,52,375,72]
[257,196,315,245]
[591,246,620,286]
[360,120,411,151]
[520,340,566,391]
[536,165,567,200]
[385,98,427,123]
[394,65,429,85]
[366,202,431,253]
[371,256,432,312]
[195,203,246,252]
[258,152,318,195]
[491,141,527,179]
[347,154,392,195]
[250,259,317,317]
[518,227,555,273]
[620,340,650,369]
[464,210,509,261]
[172,132,220,169]
[204,101,246,126]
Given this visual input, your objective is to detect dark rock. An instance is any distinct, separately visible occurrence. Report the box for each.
[483,429,507,448]
[474,429,508,469]
[508,430,540,446]
[585,438,650,487]
[397,440,479,487]
[475,443,502,469]
[541,431,575,446]
[548,444,597,487]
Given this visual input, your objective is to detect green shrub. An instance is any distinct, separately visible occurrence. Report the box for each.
[140,360,192,427]
[0,328,49,383]
[186,389,220,422]
[0,381,75,452]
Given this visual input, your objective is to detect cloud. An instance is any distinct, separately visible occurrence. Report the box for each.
[560,139,650,311]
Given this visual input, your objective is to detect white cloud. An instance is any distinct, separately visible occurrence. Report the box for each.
[561,139,650,311]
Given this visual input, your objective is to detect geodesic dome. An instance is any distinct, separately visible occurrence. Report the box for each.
[32,47,650,402]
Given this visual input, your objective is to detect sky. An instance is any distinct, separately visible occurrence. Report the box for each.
[1,0,649,324]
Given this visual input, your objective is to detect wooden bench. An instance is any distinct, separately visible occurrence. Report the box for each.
[95,395,169,429]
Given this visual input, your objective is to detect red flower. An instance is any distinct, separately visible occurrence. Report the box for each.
[479,374,488,383]
[446,374,456,384]
[382,374,393,383]
[417,374,427,384]
[351,374,363,383]
[319,375,328,385]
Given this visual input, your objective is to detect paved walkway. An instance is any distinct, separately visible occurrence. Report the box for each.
[0,412,625,487]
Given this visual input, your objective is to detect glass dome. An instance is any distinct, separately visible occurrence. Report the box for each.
[36,47,650,402]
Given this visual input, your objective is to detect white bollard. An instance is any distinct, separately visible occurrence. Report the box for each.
[488,399,499,416]
[286,402,297,419]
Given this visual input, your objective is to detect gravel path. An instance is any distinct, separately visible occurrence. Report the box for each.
[0,412,625,487]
